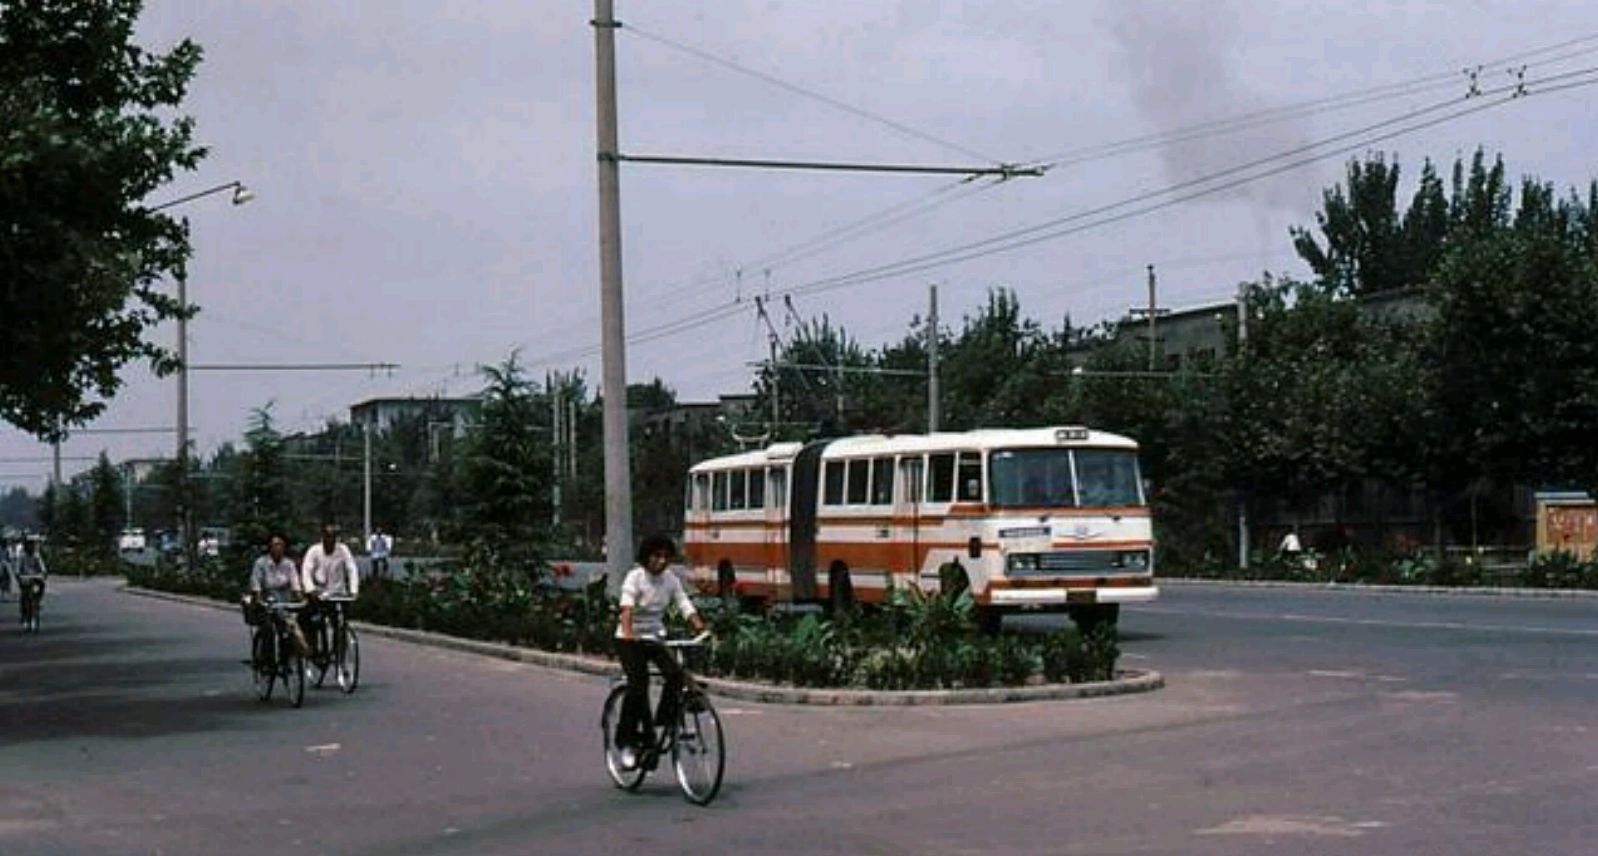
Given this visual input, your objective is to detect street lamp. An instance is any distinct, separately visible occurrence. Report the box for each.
[153,179,255,568]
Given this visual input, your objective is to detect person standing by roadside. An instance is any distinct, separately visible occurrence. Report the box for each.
[367,527,392,580]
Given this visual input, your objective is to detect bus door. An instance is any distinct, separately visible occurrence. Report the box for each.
[895,455,930,593]
[763,466,787,588]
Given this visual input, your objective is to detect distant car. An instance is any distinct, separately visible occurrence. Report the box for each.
[198,536,220,557]
[118,529,147,553]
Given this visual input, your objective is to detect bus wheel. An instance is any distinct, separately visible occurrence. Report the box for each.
[716,560,736,600]
[827,561,855,614]
[1068,604,1120,634]
[974,605,1004,635]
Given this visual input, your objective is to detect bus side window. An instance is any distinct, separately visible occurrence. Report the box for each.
[846,459,870,505]
[749,467,765,509]
[729,469,747,510]
[712,471,728,512]
[769,467,787,509]
[694,473,709,511]
[870,457,894,505]
[824,461,845,506]
[900,456,924,503]
[956,451,983,502]
[928,453,955,503]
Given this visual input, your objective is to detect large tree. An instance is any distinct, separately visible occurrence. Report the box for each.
[0,0,205,437]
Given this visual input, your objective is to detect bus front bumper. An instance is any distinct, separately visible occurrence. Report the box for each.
[985,585,1159,608]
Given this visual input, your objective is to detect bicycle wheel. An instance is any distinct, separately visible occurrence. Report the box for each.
[252,628,276,702]
[672,690,725,805]
[335,624,360,694]
[282,649,306,708]
[601,684,646,791]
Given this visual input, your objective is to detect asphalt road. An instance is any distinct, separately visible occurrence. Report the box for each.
[3,579,1596,855]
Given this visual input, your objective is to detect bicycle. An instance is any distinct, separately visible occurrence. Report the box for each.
[308,594,360,694]
[600,632,726,805]
[242,596,308,708]
[17,576,44,634]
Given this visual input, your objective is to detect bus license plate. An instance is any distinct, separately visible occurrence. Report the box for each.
[1066,590,1096,604]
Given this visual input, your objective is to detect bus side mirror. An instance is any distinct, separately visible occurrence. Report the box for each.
[968,536,982,559]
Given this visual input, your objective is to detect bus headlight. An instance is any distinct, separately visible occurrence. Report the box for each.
[1007,553,1040,573]
[1119,550,1149,570]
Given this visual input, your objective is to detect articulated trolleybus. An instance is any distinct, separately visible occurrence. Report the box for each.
[682,426,1157,631]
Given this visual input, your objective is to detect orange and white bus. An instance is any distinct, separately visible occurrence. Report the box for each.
[681,426,1157,630]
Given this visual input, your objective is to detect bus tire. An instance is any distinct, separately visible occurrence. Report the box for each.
[1068,604,1120,634]
[827,561,855,613]
[974,605,1004,635]
[716,560,736,600]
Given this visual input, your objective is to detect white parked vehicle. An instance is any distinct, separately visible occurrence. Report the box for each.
[118,528,147,553]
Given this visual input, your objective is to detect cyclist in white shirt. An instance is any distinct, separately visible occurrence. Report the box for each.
[302,524,359,597]
[300,524,359,660]
[15,538,46,630]
[613,534,707,771]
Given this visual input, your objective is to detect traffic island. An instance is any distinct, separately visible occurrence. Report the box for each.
[122,584,1164,705]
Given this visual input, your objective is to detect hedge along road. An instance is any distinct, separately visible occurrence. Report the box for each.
[3,580,1596,855]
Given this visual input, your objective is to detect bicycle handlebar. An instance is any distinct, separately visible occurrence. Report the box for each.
[664,631,713,648]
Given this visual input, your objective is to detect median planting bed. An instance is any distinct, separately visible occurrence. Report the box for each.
[127,557,1123,692]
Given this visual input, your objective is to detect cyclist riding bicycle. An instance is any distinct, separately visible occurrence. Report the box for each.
[614,534,708,772]
[15,538,46,631]
[300,524,359,658]
[246,533,310,656]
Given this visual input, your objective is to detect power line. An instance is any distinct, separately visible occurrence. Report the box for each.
[1020,31,1598,169]
[511,65,1598,374]
[781,66,1598,298]
[622,21,1004,165]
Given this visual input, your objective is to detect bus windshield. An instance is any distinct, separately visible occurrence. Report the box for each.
[988,448,1144,508]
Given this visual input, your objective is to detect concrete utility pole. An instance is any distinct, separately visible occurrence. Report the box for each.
[1236,282,1250,570]
[176,272,193,569]
[928,284,940,432]
[1146,265,1158,371]
[594,0,632,576]
[552,381,562,527]
[362,420,372,545]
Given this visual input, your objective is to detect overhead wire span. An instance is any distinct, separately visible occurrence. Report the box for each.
[782,66,1598,298]
[621,21,1004,165]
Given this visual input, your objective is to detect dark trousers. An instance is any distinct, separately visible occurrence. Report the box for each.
[616,639,683,750]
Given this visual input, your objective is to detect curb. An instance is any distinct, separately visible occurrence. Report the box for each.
[120,585,1163,706]
[1160,577,1598,600]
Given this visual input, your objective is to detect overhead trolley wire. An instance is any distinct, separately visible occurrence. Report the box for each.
[622,21,1005,165]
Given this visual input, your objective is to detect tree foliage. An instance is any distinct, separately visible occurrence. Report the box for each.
[0,0,206,437]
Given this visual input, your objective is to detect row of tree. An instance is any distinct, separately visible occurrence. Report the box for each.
[19,149,1598,568]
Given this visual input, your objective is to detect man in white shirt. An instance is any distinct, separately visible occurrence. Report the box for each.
[301,525,359,661]
[367,527,392,579]
[302,524,359,598]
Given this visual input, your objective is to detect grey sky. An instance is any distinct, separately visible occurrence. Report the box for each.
[5,0,1597,488]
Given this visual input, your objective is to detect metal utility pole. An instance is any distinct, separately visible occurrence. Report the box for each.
[928,284,940,432]
[594,0,632,576]
[551,381,562,527]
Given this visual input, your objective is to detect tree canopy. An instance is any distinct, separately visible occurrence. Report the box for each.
[0,0,205,437]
